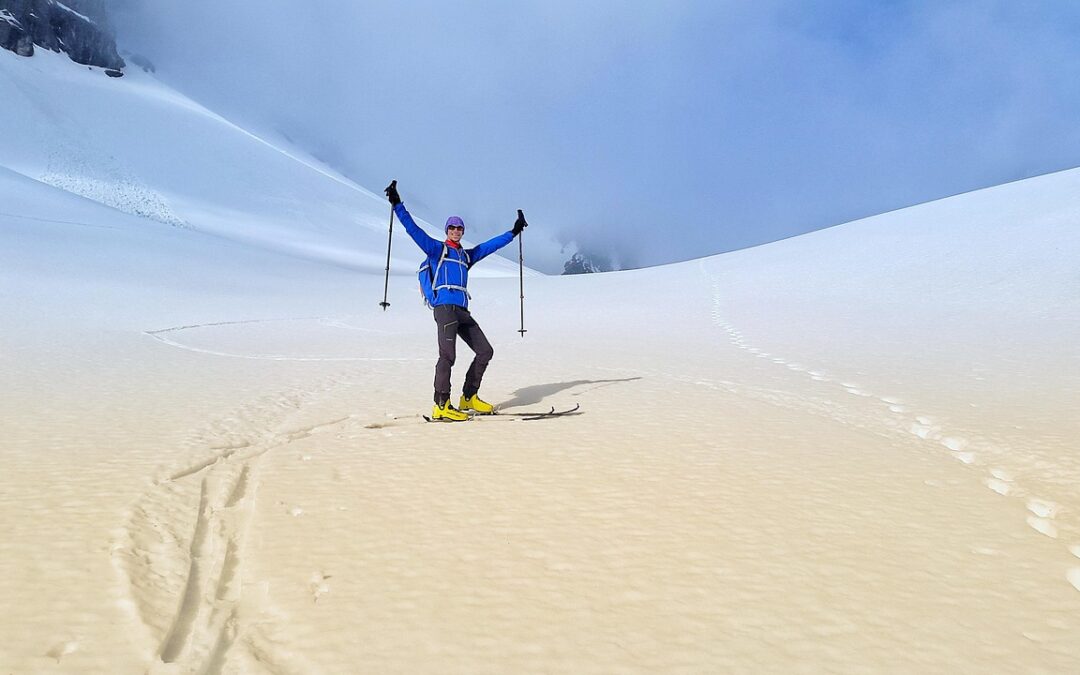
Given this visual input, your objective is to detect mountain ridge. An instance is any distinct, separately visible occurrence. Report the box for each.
[0,0,123,73]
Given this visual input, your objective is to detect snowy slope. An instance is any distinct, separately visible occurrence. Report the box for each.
[3,47,1080,674]
[0,48,528,277]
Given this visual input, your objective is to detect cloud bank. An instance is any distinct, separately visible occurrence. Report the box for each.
[109,1,1080,272]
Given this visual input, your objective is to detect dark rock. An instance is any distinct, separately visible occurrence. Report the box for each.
[12,32,33,56]
[0,0,125,72]
[562,252,606,275]
[0,4,32,55]
[104,68,121,77]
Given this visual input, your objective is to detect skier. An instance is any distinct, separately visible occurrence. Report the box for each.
[384,181,528,421]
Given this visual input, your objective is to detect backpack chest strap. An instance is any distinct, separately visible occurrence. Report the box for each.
[431,245,470,297]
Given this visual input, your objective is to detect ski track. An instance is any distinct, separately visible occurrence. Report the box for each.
[107,282,1078,674]
[693,260,1080,593]
[111,371,352,673]
[144,316,423,362]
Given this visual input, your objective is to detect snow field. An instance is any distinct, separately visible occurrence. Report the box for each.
[3,45,1080,672]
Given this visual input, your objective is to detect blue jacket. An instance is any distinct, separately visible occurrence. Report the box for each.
[396,203,514,309]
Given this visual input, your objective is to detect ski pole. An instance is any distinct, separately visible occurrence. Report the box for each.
[379,180,396,310]
[517,210,527,337]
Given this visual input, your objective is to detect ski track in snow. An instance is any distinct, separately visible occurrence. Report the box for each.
[108,280,1078,673]
[136,286,1080,608]
[694,260,1080,594]
[143,316,423,362]
[112,373,354,672]
[119,314,435,669]
[0,209,122,230]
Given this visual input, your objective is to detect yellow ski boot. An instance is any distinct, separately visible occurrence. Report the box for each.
[459,394,495,415]
[432,400,470,422]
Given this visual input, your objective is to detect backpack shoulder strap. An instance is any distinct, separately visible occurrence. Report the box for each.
[431,243,449,283]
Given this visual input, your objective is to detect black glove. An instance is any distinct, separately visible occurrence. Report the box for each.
[512,209,528,236]
[384,180,400,206]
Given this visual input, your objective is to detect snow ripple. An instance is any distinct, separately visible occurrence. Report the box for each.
[700,261,1080,593]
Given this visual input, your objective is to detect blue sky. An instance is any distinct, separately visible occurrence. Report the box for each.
[112,1,1080,273]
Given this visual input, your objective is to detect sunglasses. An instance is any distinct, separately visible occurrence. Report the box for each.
[447,225,465,231]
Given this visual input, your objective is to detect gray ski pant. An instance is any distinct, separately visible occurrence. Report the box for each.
[432,304,494,405]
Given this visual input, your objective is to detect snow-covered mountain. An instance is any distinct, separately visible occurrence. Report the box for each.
[2,36,1080,674]
[0,47,528,277]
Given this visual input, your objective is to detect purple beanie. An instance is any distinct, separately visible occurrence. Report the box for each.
[445,216,465,233]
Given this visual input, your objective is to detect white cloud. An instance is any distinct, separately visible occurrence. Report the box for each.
[108,0,1080,272]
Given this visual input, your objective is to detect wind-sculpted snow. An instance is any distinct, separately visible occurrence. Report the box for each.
[39,141,189,228]
[113,376,355,672]
[705,273,1080,596]
[2,45,1080,671]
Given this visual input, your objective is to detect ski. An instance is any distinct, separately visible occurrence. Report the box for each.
[492,406,554,417]
[492,403,581,420]
[421,404,581,423]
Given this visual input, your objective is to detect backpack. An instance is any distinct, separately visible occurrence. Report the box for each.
[418,244,471,309]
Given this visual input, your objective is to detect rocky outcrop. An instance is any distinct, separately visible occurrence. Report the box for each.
[1,0,124,73]
[562,252,606,275]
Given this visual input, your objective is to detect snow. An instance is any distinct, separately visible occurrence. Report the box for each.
[3,44,1080,673]
[50,0,94,25]
[0,3,95,29]
[0,48,529,278]
[1,9,21,28]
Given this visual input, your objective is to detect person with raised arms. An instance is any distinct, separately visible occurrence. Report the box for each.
[385,180,527,421]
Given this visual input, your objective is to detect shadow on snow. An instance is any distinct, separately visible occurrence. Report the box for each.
[497,378,641,410]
